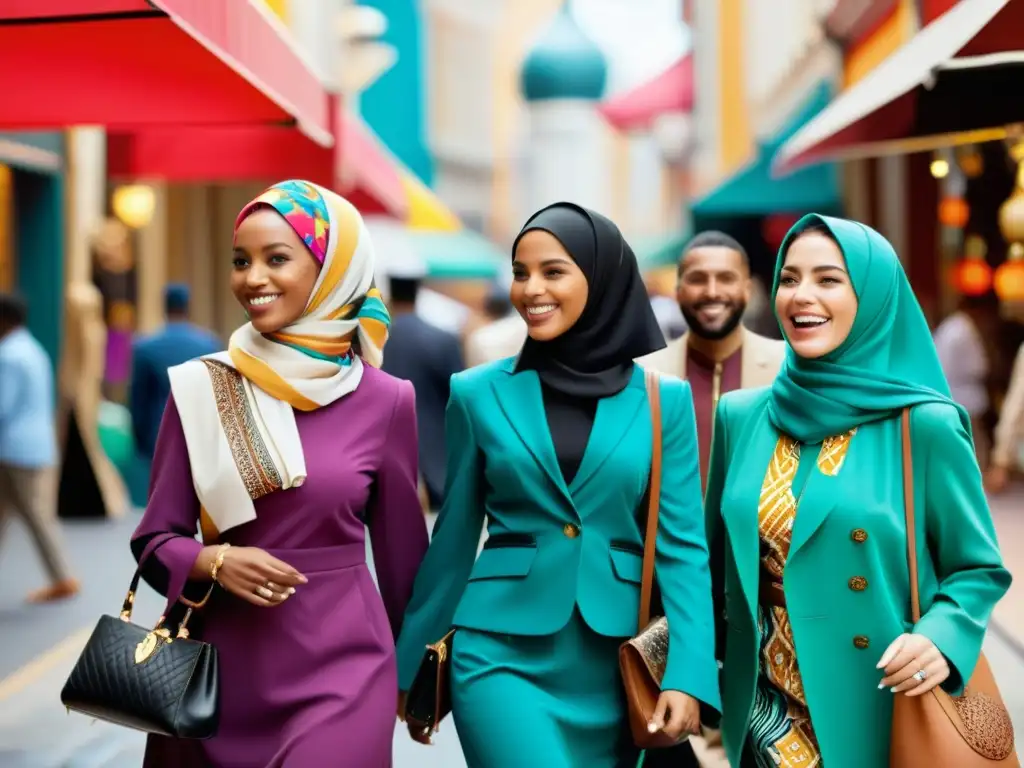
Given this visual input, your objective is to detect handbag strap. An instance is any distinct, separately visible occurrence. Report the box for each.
[638,368,663,630]
[901,408,923,623]
[121,533,216,628]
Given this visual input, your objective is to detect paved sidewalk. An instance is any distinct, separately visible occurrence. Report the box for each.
[988,483,1024,648]
[1,488,1022,767]
[0,517,467,768]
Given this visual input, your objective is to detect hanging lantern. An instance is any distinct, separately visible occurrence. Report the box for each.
[949,235,992,296]
[995,242,1024,302]
[938,196,970,229]
[999,146,1024,243]
[111,184,156,229]
[956,145,984,178]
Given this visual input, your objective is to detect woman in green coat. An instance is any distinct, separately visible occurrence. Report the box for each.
[706,214,1011,768]
[396,203,721,767]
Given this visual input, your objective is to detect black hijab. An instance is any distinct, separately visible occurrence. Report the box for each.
[513,202,666,397]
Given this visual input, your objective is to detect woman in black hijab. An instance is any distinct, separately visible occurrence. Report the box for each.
[397,203,720,767]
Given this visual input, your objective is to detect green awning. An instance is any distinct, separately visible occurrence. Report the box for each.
[632,229,691,272]
[408,229,507,280]
[692,81,841,217]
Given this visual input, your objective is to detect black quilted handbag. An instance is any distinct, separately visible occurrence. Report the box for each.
[60,538,220,739]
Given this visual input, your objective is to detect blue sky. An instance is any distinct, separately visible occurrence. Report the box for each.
[571,0,690,95]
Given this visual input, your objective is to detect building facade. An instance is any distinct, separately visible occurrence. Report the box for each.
[0,131,65,367]
[422,0,504,233]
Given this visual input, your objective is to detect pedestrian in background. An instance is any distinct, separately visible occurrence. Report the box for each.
[464,282,527,368]
[397,202,720,767]
[129,283,220,461]
[934,292,995,467]
[381,273,464,511]
[131,181,428,767]
[987,341,1024,493]
[0,292,79,602]
[706,215,1010,767]
[639,231,785,492]
[639,232,784,767]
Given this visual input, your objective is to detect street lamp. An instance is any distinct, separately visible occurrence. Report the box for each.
[335,5,397,96]
[111,184,156,230]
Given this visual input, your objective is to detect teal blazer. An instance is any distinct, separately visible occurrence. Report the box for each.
[707,388,1011,767]
[395,359,721,712]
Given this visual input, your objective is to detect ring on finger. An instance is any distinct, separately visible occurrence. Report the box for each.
[255,585,274,599]
[912,668,928,682]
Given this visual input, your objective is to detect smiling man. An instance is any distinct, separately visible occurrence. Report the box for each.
[637,231,784,768]
[638,231,785,491]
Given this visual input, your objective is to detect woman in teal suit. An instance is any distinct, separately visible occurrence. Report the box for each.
[396,203,721,767]
[706,214,1011,768]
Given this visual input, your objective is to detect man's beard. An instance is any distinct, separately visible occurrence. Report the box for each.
[680,301,746,341]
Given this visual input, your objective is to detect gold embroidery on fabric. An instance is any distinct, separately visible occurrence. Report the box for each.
[203,360,282,500]
[756,429,855,767]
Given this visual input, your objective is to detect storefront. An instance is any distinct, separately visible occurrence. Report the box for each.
[0,131,65,368]
[772,0,1022,323]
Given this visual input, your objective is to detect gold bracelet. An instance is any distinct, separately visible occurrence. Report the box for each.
[210,543,231,583]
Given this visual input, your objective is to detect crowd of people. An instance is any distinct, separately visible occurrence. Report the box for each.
[1,176,1020,767]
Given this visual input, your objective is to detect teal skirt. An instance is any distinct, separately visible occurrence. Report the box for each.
[451,609,639,768]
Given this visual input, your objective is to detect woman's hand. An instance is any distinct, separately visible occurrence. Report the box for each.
[406,720,434,745]
[877,633,950,695]
[649,690,700,741]
[215,547,307,607]
[397,690,434,744]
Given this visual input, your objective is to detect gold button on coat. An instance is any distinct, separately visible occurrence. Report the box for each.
[563,523,580,539]
[853,635,870,649]
[849,576,868,591]
[851,528,868,543]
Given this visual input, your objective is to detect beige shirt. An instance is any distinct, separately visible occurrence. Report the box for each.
[637,327,786,390]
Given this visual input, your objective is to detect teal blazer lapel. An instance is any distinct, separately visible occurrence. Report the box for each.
[491,365,573,504]
[570,370,646,496]
[723,418,777,625]
[788,449,841,560]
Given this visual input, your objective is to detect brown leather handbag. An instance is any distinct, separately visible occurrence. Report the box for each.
[891,408,1019,767]
[619,369,680,749]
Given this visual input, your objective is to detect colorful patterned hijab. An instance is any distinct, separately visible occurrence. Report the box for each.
[168,180,389,538]
[232,179,390,391]
[767,213,969,444]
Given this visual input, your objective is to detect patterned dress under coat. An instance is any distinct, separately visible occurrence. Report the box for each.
[747,430,856,768]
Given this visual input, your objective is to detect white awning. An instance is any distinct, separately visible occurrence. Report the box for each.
[772,0,1015,176]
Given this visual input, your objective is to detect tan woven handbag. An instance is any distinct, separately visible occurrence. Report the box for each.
[890,408,1018,767]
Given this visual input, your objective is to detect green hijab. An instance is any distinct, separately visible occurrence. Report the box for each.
[767,214,970,444]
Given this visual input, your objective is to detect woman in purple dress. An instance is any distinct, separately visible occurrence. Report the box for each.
[130,180,429,767]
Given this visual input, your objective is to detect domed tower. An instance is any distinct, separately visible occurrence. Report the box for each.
[519,2,610,219]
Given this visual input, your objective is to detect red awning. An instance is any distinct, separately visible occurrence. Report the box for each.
[598,55,693,132]
[106,105,409,218]
[774,0,1022,175]
[335,115,409,218]
[107,124,335,187]
[0,0,331,145]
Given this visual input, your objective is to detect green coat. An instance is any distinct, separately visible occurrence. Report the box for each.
[706,387,1011,767]
[396,359,721,712]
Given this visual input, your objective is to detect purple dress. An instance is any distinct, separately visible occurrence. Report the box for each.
[130,365,429,768]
